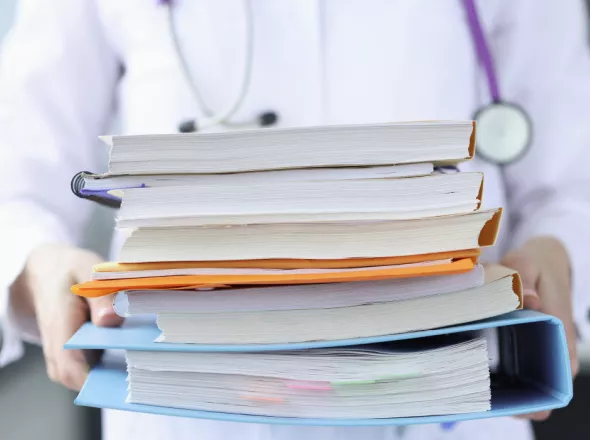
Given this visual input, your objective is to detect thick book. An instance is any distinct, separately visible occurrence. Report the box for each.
[100,121,475,175]
[113,209,501,263]
[115,172,483,228]
[113,265,486,315]
[130,266,522,344]
[67,310,573,425]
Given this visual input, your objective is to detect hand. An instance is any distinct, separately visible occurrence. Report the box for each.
[501,236,578,422]
[10,243,123,391]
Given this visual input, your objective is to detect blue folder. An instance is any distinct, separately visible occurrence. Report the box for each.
[66,310,573,425]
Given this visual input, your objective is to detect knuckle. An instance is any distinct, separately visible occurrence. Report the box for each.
[511,254,533,272]
[502,251,537,283]
[59,369,77,390]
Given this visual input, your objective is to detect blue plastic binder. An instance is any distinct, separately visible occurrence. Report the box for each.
[66,310,573,425]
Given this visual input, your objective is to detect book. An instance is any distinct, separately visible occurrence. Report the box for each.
[100,121,475,175]
[115,209,501,263]
[151,266,522,344]
[67,310,573,424]
[113,264,486,315]
[115,172,483,228]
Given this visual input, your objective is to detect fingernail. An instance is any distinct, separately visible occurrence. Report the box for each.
[523,288,538,297]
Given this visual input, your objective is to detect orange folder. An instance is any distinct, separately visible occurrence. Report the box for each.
[93,249,481,272]
[72,257,476,298]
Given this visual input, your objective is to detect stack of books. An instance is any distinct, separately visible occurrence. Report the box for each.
[68,121,572,424]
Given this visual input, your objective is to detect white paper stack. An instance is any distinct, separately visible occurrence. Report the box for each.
[126,338,491,418]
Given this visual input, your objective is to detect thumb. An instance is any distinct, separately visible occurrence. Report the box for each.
[87,294,124,327]
[501,249,542,311]
[69,251,124,328]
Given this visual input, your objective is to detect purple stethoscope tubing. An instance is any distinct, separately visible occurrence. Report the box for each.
[462,0,501,103]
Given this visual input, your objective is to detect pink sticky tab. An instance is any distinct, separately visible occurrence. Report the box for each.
[285,381,332,391]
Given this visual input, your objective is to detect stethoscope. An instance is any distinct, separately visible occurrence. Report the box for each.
[161,0,278,133]
[161,0,531,166]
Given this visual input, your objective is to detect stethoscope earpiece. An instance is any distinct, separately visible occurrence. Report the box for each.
[170,0,532,165]
[178,119,198,133]
[177,111,279,134]
[165,0,279,133]
[258,111,279,127]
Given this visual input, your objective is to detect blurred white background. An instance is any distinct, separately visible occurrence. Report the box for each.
[0,2,105,438]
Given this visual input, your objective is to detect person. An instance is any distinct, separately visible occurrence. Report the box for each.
[1,0,589,439]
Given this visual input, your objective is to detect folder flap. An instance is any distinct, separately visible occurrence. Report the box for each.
[506,315,573,402]
[66,310,556,353]
[73,258,475,298]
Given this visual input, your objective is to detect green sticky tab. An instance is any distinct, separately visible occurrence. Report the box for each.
[331,379,377,386]
[376,372,422,380]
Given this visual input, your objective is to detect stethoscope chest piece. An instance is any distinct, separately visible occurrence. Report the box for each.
[474,102,532,165]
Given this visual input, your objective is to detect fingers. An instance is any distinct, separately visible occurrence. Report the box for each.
[501,249,540,293]
[503,239,579,380]
[40,292,91,391]
[88,294,124,327]
[516,410,552,422]
[69,251,124,328]
[537,273,579,379]
[501,249,543,310]
[28,245,107,391]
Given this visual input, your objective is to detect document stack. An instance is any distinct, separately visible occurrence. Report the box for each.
[68,121,572,425]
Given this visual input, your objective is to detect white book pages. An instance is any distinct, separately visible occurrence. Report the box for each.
[116,173,482,225]
[155,274,519,344]
[117,209,497,263]
[105,121,474,174]
[116,204,480,228]
[126,338,491,418]
[85,163,434,190]
[112,264,483,315]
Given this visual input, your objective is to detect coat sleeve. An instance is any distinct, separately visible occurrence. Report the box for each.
[491,0,590,339]
[0,0,119,366]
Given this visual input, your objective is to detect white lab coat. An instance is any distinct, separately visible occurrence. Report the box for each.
[1,0,590,439]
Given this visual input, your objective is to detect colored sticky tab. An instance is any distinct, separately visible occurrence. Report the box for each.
[331,379,377,386]
[376,372,422,380]
[285,381,332,390]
